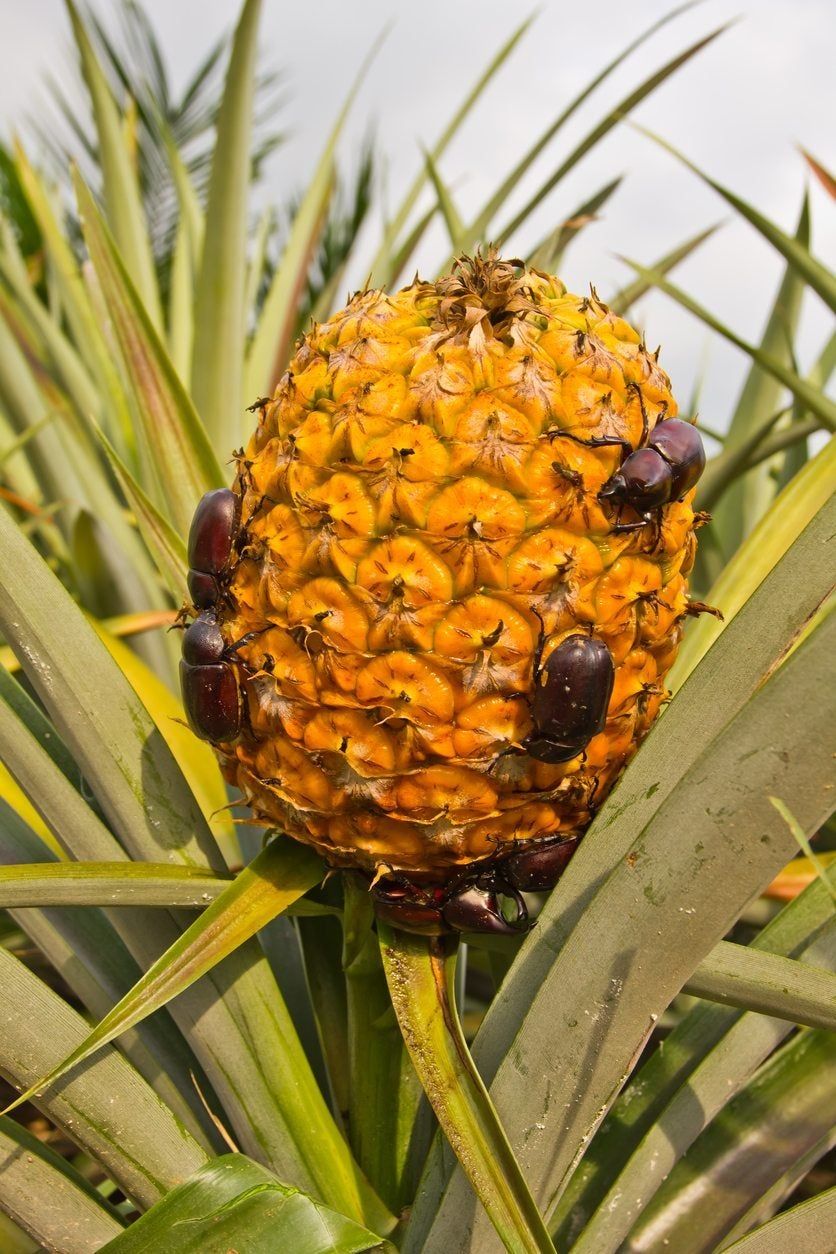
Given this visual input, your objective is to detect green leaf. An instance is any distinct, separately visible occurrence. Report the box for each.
[551,861,836,1249]
[75,174,225,538]
[626,1031,836,1253]
[12,141,136,463]
[0,504,220,868]
[93,423,188,599]
[527,176,623,272]
[770,795,836,905]
[724,1186,836,1253]
[245,42,380,401]
[707,194,809,551]
[496,22,730,246]
[618,259,836,432]
[608,222,721,314]
[0,801,220,1152]
[368,13,535,286]
[0,1115,124,1252]
[380,927,556,1254]
[635,122,836,313]
[670,435,836,688]
[98,1154,395,1253]
[65,0,162,328]
[342,879,428,1213]
[0,860,231,907]
[3,837,323,1117]
[191,0,262,451]
[423,150,465,251]
[0,945,208,1209]
[414,582,836,1250]
[684,939,836,1031]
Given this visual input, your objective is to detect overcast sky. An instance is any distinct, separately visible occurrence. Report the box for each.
[1,0,833,435]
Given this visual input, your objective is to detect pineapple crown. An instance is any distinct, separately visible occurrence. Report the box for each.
[433,246,539,345]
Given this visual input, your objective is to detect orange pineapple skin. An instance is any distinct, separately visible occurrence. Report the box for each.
[217,262,698,878]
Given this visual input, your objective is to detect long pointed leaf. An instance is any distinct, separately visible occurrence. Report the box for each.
[619,259,836,431]
[636,122,836,312]
[608,222,721,314]
[368,14,535,285]
[381,927,555,1254]
[98,1153,395,1253]
[497,23,729,245]
[0,1115,124,1252]
[191,0,262,450]
[684,940,836,1031]
[65,0,162,329]
[0,946,208,1209]
[2,836,322,1118]
[724,1187,836,1254]
[76,175,225,537]
[0,860,230,907]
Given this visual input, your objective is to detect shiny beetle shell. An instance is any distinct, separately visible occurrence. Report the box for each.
[599,418,705,518]
[179,612,242,743]
[503,835,580,891]
[527,634,615,763]
[187,488,240,609]
[648,417,706,499]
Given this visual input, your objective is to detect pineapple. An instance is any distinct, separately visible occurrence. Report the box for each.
[196,252,701,896]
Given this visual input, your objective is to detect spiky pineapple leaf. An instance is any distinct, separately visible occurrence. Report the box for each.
[368,13,535,286]
[0,1115,124,1252]
[0,800,220,1149]
[98,1154,395,1253]
[380,926,556,1254]
[191,0,263,452]
[245,41,381,402]
[342,880,428,1214]
[93,422,188,598]
[90,618,237,858]
[618,259,836,432]
[635,122,836,313]
[65,0,163,329]
[458,2,710,254]
[627,1031,836,1252]
[684,939,836,1033]
[75,174,225,537]
[496,22,731,246]
[724,1186,836,1254]
[800,148,836,200]
[0,860,230,907]
[671,435,836,687]
[550,855,836,1248]
[0,503,219,867]
[608,222,721,314]
[0,944,209,1209]
[2,836,323,1119]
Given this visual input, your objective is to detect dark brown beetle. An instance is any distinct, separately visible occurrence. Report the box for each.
[187,488,240,609]
[503,834,580,891]
[371,874,529,938]
[599,418,705,531]
[180,488,249,743]
[180,612,243,743]
[526,633,615,764]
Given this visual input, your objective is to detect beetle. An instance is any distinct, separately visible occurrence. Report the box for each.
[180,488,254,743]
[598,418,705,531]
[186,488,241,609]
[180,611,244,743]
[371,873,529,938]
[526,632,615,764]
[502,834,580,891]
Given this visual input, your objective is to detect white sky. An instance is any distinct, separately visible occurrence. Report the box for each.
[1,0,834,435]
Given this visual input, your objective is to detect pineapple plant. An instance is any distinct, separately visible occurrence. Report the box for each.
[0,3,834,1252]
[181,252,707,933]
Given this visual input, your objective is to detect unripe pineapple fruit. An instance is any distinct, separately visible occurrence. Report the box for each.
[187,251,704,902]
